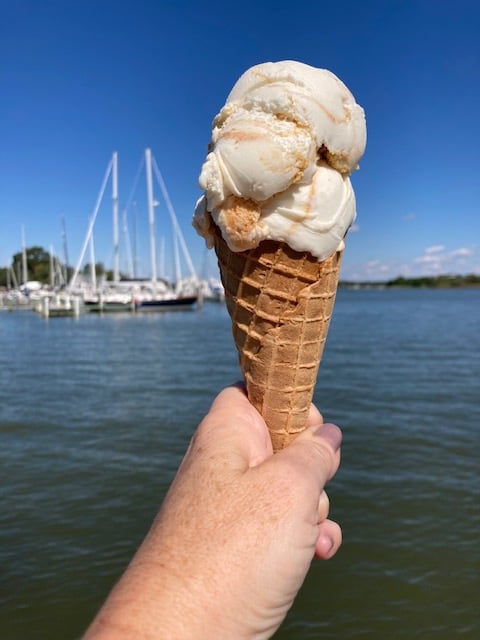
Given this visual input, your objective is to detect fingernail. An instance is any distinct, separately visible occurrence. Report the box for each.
[314,423,342,451]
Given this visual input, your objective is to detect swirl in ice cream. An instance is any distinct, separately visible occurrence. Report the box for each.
[193,60,366,261]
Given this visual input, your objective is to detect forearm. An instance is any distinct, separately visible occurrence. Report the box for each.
[83,507,264,640]
[83,531,224,639]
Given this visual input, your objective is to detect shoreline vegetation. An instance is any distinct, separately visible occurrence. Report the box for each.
[340,274,480,289]
[0,246,478,290]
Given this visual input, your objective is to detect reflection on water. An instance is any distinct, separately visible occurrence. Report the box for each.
[1,290,479,639]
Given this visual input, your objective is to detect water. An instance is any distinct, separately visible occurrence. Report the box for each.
[1,289,479,639]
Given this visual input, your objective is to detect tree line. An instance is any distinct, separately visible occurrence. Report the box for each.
[3,247,477,289]
[0,246,114,288]
[385,275,480,288]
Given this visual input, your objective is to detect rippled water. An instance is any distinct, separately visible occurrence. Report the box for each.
[1,289,479,639]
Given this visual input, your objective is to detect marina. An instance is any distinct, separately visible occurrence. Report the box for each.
[0,148,224,317]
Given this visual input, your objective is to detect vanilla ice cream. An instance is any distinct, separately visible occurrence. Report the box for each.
[193,60,366,261]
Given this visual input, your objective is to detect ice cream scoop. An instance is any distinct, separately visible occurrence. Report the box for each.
[194,60,366,258]
[193,60,366,450]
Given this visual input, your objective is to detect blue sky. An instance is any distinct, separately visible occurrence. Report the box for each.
[1,0,479,282]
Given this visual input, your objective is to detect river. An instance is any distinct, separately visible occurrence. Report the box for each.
[1,289,479,638]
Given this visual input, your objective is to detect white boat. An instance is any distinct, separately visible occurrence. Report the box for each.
[135,149,198,311]
[69,149,199,313]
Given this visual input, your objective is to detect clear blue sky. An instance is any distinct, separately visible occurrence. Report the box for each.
[1,0,479,281]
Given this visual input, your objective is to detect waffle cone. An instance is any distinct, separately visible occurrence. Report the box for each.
[214,227,342,451]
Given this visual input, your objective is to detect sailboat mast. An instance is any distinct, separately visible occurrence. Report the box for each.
[132,201,138,278]
[21,225,28,284]
[89,218,97,292]
[49,245,55,288]
[61,213,70,284]
[158,236,165,280]
[112,151,120,283]
[9,265,18,289]
[173,231,181,287]
[145,148,157,287]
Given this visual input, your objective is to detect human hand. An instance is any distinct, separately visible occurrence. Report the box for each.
[84,384,342,640]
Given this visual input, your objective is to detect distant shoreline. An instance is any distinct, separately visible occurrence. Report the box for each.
[340,275,480,290]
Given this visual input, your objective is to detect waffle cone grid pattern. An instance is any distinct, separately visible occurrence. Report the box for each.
[214,228,341,450]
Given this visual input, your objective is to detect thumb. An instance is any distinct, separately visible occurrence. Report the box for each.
[190,384,273,468]
[274,423,342,487]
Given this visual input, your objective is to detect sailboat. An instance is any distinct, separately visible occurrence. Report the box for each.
[69,149,198,312]
[133,148,198,311]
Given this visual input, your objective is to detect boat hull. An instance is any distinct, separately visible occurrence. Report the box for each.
[135,296,197,311]
[84,300,135,313]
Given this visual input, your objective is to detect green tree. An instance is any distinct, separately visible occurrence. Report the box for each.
[0,267,8,288]
[12,246,51,284]
[81,262,106,278]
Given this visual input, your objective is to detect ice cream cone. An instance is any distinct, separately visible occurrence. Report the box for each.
[214,226,342,451]
[193,61,365,450]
